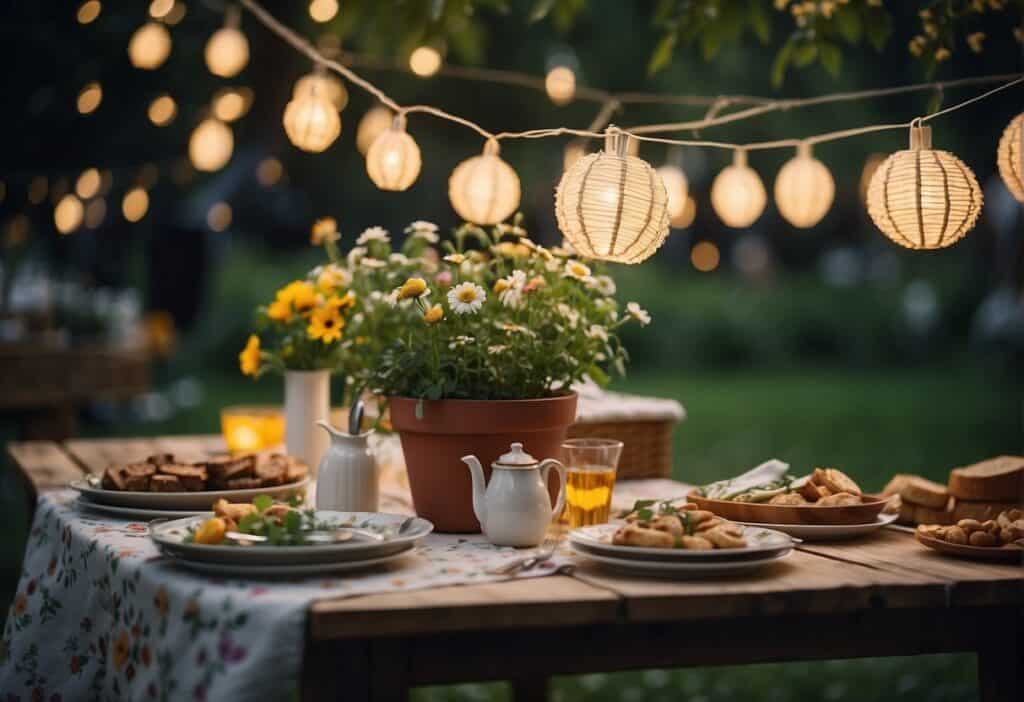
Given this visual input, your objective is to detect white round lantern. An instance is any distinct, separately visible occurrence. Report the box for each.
[773,143,835,228]
[711,150,766,228]
[356,106,393,156]
[656,164,689,221]
[545,66,576,106]
[996,112,1024,203]
[867,124,982,250]
[365,115,421,191]
[189,118,233,172]
[128,22,172,70]
[205,10,249,78]
[448,139,521,225]
[294,71,348,112]
[283,83,341,153]
[554,127,670,264]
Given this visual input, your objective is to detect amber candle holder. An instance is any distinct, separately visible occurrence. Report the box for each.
[220,406,285,454]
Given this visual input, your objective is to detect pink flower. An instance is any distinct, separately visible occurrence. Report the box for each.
[434,271,453,288]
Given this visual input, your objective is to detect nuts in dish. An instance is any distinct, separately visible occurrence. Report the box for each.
[100,452,308,493]
[917,509,1024,550]
[613,500,748,550]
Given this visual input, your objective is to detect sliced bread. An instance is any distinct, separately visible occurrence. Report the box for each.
[948,455,1024,501]
[899,476,949,509]
[952,497,1024,523]
[913,498,954,526]
[880,473,916,497]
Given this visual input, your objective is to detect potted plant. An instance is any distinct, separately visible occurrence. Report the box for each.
[352,215,651,532]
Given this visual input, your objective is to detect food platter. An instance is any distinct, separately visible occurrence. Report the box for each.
[160,548,414,577]
[572,548,791,578]
[915,532,1024,563]
[688,492,889,526]
[74,498,201,520]
[71,477,309,511]
[734,512,899,540]
[569,523,795,561]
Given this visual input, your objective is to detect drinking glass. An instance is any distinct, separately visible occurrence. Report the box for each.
[560,438,624,527]
[220,406,285,453]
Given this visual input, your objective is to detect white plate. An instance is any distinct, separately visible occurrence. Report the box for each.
[161,548,414,578]
[70,477,309,510]
[569,522,795,560]
[75,498,201,520]
[151,511,433,565]
[573,547,791,578]
[735,512,899,541]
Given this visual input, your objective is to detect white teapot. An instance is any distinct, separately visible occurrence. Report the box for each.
[461,443,566,547]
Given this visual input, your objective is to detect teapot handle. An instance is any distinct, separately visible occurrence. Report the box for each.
[539,459,567,519]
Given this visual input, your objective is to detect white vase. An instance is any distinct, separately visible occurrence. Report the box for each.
[284,370,330,475]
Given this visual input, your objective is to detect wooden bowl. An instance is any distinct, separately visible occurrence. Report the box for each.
[687,492,889,526]
[915,532,1024,563]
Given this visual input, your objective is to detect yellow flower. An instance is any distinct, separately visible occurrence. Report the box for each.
[967,32,985,53]
[934,46,951,62]
[493,279,510,294]
[308,306,344,343]
[239,335,261,377]
[290,282,318,317]
[316,265,350,295]
[443,253,466,264]
[397,277,428,301]
[311,217,340,245]
[423,304,444,324]
[267,297,292,322]
[327,290,357,312]
[495,242,530,258]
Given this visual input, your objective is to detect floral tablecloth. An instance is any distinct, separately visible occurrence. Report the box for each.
[0,491,578,702]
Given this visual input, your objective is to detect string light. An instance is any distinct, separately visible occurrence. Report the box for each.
[555,127,670,264]
[996,112,1024,202]
[85,198,107,229]
[356,106,393,155]
[867,124,982,250]
[189,118,234,171]
[711,150,766,228]
[149,0,174,18]
[122,188,149,222]
[365,115,421,191]
[773,143,834,229]
[691,241,720,272]
[212,87,253,122]
[283,80,341,153]
[28,177,48,205]
[545,66,576,106]
[54,195,84,234]
[205,7,249,78]
[207,201,233,231]
[148,94,177,126]
[256,157,283,186]
[409,46,442,77]
[164,1,186,25]
[656,164,689,221]
[449,138,521,225]
[76,168,101,199]
[671,194,697,229]
[308,0,338,22]
[77,1,101,24]
[294,70,347,111]
[128,22,172,70]
[77,82,102,114]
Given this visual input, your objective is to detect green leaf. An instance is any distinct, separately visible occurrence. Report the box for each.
[834,6,862,44]
[863,8,894,52]
[647,31,677,76]
[636,508,654,522]
[792,41,818,67]
[748,0,770,44]
[819,42,842,78]
[771,41,794,87]
[632,499,656,511]
[587,363,610,387]
[284,510,302,534]
[253,495,273,513]
[528,0,556,22]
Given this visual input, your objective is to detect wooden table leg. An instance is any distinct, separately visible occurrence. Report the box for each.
[977,614,1022,702]
[368,639,410,702]
[510,676,549,702]
[302,639,370,702]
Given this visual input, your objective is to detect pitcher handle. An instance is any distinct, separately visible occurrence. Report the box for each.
[540,458,567,519]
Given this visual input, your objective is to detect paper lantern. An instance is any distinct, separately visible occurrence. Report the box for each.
[996,113,1024,202]
[563,142,586,172]
[774,144,835,228]
[294,71,348,111]
[283,85,341,153]
[656,164,689,220]
[409,46,442,77]
[867,125,982,250]
[308,0,339,22]
[54,195,84,234]
[128,22,171,69]
[711,150,766,228]
[205,10,248,78]
[545,66,576,106]
[554,127,670,264]
[356,106,393,155]
[449,139,521,225]
[365,115,421,191]
[189,118,233,172]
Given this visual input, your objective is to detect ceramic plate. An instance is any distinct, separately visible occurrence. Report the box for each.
[915,532,1024,563]
[573,548,791,578]
[735,513,899,541]
[687,492,888,526]
[75,498,201,520]
[569,522,795,561]
[150,511,433,565]
[70,477,309,511]
[161,548,414,578]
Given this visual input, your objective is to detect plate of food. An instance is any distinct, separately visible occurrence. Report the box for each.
[150,496,433,566]
[915,509,1024,563]
[573,549,791,578]
[71,452,309,511]
[159,550,412,578]
[570,499,795,562]
[75,499,201,520]
[735,513,899,541]
[688,460,888,526]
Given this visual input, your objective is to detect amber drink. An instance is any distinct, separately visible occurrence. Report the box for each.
[560,439,624,527]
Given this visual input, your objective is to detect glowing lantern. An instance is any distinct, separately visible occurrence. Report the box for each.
[409,46,442,77]
[448,138,521,225]
[672,195,697,229]
[54,195,84,234]
[77,1,101,24]
[710,150,766,228]
[656,164,689,221]
[691,241,720,272]
[150,0,174,19]
[122,188,149,222]
[212,87,252,122]
[545,66,576,106]
[996,112,1024,202]
[293,71,347,112]
[76,168,101,199]
[148,94,177,126]
[554,127,670,264]
[77,82,102,114]
[866,124,982,250]
[283,82,341,153]
[356,106,393,155]
[128,22,171,69]
[365,115,421,191]
[773,144,835,228]
[189,118,233,172]
[309,0,338,23]
[205,9,249,78]
[563,142,586,172]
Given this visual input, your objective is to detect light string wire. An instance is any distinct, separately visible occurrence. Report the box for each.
[239,0,1022,155]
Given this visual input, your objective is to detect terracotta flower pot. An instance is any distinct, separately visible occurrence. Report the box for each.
[389,394,578,533]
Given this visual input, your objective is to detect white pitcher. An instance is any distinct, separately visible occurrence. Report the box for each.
[315,420,379,512]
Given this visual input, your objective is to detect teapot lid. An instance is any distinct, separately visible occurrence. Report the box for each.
[494,443,538,469]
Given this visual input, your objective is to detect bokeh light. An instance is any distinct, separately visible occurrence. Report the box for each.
[671,194,698,229]
[54,194,84,234]
[356,106,393,155]
[164,1,186,25]
[122,188,150,222]
[77,82,103,114]
[205,26,249,78]
[85,197,106,228]
[28,176,48,205]
[212,87,253,122]
[128,22,172,70]
[148,94,177,126]
[691,240,720,272]
[76,168,101,199]
[149,0,174,19]
[256,157,283,187]
[77,1,101,24]
[545,66,576,106]
[5,214,30,247]
[308,0,339,22]
[189,119,234,172]
[409,46,442,77]
[207,202,232,232]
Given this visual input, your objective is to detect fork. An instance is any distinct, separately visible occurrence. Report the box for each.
[488,536,559,576]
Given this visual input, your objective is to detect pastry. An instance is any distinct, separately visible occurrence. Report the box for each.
[819,468,862,496]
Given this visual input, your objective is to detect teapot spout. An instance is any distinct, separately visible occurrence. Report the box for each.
[461,455,487,527]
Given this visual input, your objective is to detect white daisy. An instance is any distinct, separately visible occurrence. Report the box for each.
[405,220,440,243]
[449,335,475,349]
[498,270,527,309]
[563,260,592,281]
[356,226,390,246]
[587,324,609,342]
[447,282,486,315]
[626,302,652,326]
[346,246,367,267]
[385,289,400,308]
[360,257,387,268]
[556,303,579,329]
[388,253,410,266]
[495,322,536,337]
[587,275,616,296]
[544,257,562,273]
[487,344,508,355]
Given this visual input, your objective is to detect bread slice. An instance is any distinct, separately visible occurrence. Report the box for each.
[952,497,1024,523]
[913,498,954,526]
[158,464,207,491]
[899,476,949,509]
[255,455,289,487]
[819,468,862,496]
[121,463,156,491]
[948,456,1024,502]
[205,455,256,488]
[102,466,127,490]
[897,497,916,525]
[150,474,184,492]
[880,474,916,497]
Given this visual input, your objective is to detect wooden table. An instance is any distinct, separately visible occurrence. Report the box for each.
[7,436,1023,702]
